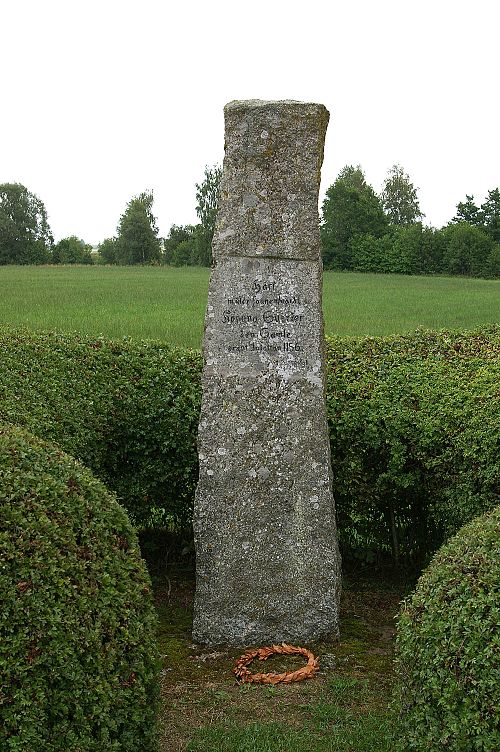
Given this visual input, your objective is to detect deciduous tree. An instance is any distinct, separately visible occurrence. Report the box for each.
[441,222,493,276]
[195,165,221,266]
[52,236,93,264]
[452,194,483,227]
[321,166,388,269]
[98,237,118,264]
[450,188,500,251]
[481,188,500,241]
[115,191,162,265]
[381,164,423,226]
[163,224,196,266]
[0,183,53,264]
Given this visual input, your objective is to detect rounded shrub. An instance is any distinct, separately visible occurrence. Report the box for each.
[393,506,499,751]
[0,425,160,751]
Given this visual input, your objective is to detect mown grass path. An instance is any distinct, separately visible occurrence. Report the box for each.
[0,265,498,347]
[156,567,409,751]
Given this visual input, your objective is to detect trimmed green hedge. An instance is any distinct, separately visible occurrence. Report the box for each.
[0,325,498,562]
[0,424,160,751]
[325,327,500,562]
[393,506,499,751]
[0,328,201,527]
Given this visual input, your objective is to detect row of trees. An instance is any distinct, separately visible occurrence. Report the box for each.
[0,183,166,267]
[98,166,222,266]
[1,166,499,277]
[320,165,500,278]
[0,166,221,268]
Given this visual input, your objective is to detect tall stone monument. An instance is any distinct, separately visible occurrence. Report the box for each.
[193,100,341,646]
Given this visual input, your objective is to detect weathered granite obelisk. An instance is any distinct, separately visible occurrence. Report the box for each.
[193,100,341,646]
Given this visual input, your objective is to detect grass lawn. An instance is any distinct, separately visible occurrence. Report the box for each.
[0,265,498,347]
[155,565,409,752]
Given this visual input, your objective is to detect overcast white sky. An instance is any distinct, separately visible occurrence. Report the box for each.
[1,0,499,245]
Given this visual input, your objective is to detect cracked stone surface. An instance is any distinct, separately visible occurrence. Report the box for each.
[193,100,341,647]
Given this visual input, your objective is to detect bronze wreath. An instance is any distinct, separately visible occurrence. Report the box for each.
[233,643,319,684]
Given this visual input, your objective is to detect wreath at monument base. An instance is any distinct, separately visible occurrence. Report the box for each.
[234,643,319,684]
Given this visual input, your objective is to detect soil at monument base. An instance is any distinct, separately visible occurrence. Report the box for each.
[155,564,411,752]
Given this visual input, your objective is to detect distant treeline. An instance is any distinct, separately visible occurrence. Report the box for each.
[1,163,499,278]
[320,165,500,278]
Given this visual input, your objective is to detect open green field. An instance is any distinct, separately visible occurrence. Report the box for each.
[0,265,498,347]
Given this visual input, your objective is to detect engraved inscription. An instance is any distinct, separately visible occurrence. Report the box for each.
[219,271,313,365]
